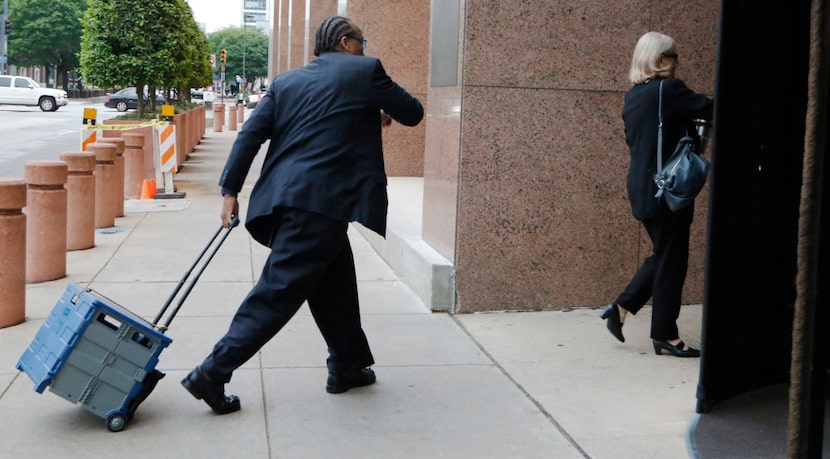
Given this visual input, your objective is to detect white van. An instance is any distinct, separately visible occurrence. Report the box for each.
[0,76,69,111]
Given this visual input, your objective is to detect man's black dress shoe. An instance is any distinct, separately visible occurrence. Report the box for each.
[181,366,241,414]
[600,303,625,342]
[653,339,700,357]
[326,368,376,394]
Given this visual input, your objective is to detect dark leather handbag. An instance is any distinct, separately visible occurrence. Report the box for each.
[653,80,710,212]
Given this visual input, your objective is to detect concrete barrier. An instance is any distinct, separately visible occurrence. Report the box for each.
[213,103,224,132]
[122,133,145,199]
[87,142,118,228]
[229,105,238,131]
[102,122,155,181]
[106,137,126,217]
[0,179,27,327]
[60,151,96,251]
[25,160,68,283]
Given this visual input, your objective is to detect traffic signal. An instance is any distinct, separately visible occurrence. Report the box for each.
[4,19,9,35]
[220,49,227,64]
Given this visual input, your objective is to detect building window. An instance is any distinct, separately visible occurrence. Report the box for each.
[244,0,266,10]
[244,12,266,23]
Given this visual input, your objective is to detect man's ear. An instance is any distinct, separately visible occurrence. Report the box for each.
[336,35,349,52]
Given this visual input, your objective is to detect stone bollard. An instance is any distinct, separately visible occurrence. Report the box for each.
[213,103,224,132]
[229,105,238,131]
[107,137,127,217]
[177,112,187,167]
[237,102,245,124]
[198,104,205,139]
[199,105,206,139]
[87,142,118,228]
[60,152,96,251]
[181,109,191,160]
[122,133,145,199]
[25,160,68,284]
[0,179,27,327]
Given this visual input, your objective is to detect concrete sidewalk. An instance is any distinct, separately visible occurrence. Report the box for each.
[0,125,703,458]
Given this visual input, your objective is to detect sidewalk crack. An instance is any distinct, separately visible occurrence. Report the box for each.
[451,315,593,459]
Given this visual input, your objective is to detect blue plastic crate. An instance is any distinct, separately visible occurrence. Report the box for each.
[16,283,173,396]
[16,283,97,393]
[17,283,174,431]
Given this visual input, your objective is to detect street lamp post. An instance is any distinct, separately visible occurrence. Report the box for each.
[1,0,10,75]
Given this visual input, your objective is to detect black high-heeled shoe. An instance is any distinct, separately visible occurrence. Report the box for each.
[600,303,625,342]
[652,339,700,358]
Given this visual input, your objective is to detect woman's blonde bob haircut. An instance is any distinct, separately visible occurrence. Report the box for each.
[628,32,677,84]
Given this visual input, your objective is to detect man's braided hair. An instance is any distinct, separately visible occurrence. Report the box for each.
[313,16,358,56]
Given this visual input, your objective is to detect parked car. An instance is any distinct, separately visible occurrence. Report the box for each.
[0,76,69,111]
[246,91,266,109]
[202,89,216,107]
[104,87,166,112]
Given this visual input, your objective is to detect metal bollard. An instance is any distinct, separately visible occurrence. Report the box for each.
[122,133,145,199]
[87,142,118,228]
[25,160,68,283]
[60,151,97,251]
[106,137,127,217]
[0,179,27,327]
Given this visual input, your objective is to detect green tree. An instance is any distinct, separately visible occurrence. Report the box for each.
[7,0,86,90]
[158,0,212,104]
[79,0,211,116]
[208,26,269,90]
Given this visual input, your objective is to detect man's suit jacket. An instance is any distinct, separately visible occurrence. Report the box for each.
[622,78,713,220]
[219,51,424,246]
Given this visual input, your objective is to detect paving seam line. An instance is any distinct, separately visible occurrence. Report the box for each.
[450,315,593,459]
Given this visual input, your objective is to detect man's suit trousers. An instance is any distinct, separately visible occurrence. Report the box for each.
[615,205,693,341]
[201,206,375,384]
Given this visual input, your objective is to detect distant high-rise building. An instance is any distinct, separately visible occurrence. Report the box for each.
[243,0,270,33]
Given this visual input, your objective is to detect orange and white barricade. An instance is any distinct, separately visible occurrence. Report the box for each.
[80,108,98,151]
[152,105,186,198]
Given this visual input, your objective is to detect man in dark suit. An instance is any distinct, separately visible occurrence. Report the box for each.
[182,16,424,415]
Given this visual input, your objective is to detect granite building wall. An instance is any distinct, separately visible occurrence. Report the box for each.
[424,1,719,311]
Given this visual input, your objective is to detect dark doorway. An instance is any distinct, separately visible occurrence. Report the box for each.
[691,0,830,456]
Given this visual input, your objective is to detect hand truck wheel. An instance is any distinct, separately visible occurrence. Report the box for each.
[107,413,127,432]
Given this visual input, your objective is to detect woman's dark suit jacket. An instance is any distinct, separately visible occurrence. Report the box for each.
[622,78,714,220]
[218,51,424,246]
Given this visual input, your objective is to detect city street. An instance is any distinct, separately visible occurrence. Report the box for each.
[0,98,120,177]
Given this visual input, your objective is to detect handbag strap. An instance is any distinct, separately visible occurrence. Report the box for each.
[657,79,664,177]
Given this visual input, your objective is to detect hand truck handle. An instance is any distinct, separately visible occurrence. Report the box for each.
[153,217,240,331]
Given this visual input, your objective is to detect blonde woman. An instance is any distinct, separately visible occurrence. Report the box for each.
[600,32,713,357]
